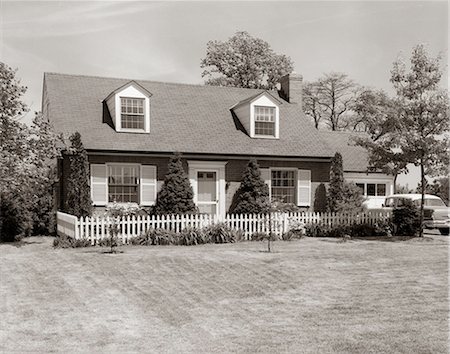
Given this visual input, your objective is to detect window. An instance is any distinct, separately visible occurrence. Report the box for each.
[376,184,386,196]
[254,106,275,137]
[121,98,144,130]
[271,170,296,204]
[108,165,139,203]
[357,182,387,197]
[367,183,376,196]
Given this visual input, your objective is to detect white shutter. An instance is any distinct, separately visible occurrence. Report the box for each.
[297,169,311,206]
[140,165,157,206]
[91,164,108,206]
[260,168,271,192]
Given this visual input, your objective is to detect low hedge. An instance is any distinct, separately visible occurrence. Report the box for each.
[305,222,392,238]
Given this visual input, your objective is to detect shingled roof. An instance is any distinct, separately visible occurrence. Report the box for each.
[319,131,370,172]
[44,72,335,158]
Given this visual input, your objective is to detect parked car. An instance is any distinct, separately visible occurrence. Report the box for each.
[382,194,450,235]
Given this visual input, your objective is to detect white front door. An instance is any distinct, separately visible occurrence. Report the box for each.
[188,161,227,219]
[197,171,218,215]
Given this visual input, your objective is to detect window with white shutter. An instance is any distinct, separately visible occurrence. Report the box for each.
[297,169,311,206]
[140,165,157,206]
[91,164,108,206]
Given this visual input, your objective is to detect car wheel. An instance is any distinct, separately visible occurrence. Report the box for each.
[439,228,449,236]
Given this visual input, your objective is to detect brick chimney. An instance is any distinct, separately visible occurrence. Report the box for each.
[278,72,303,106]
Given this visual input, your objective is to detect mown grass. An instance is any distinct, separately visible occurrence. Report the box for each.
[0,235,448,353]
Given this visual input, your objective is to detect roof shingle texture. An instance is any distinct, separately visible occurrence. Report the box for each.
[319,131,369,172]
[45,73,335,158]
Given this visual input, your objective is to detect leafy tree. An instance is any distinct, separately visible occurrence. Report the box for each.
[0,63,33,240]
[417,177,449,206]
[0,63,63,240]
[390,44,449,237]
[0,62,30,195]
[303,73,359,130]
[229,159,270,214]
[352,89,397,139]
[200,31,294,90]
[153,153,196,215]
[64,132,93,217]
[327,153,345,212]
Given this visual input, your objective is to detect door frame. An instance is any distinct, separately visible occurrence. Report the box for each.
[188,161,227,219]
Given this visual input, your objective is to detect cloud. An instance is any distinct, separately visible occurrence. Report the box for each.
[2,2,164,38]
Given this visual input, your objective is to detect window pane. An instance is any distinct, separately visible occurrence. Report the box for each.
[255,121,275,136]
[198,171,216,202]
[255,106,275,122]
[367,183,376,196]
[198,204,216,215]
[271,170,295,204]
[108,165,139,203]
[120,98,145,130]
[376,184,386,196]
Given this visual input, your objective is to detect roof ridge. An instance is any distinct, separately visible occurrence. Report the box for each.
[43,72,269,92]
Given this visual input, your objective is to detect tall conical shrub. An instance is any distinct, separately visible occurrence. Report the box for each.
[328,152,344,212]
[65,132,93,217]
[229,159,270,214]
[153,153,196,215]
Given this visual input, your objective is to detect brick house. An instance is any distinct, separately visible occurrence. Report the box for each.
[43,72,393,217]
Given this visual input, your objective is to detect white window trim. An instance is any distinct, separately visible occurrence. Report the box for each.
[249,97,280,139]
[114,85,151,133]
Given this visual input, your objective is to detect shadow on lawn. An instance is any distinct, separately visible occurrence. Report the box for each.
[1,237,48,248]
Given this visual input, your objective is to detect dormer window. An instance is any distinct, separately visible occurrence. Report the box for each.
[230,91,280,140]
[254,106,275,137]
[121,98,145,130]
[104,81,152,133]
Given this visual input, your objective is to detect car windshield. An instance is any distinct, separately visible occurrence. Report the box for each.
[413,199,446,207]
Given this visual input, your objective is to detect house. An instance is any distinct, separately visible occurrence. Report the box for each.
[42,72,393,217]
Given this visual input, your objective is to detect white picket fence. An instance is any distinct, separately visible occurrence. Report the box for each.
[56,210,392,244]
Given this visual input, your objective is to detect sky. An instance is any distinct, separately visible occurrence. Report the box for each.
[1,0,448,188]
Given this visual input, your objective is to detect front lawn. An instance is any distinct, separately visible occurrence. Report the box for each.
[0,236,448,353]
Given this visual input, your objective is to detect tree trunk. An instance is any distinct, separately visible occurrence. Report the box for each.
[419,162,425,237]
[393,173,398,194]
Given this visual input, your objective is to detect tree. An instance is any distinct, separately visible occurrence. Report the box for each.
[153,153,196,215]
[0,62,30,195]
[327,153,345,212]
[390,45,449,237]
[200,31,294,90]
[0,63,33,240]
[0,63,63,240]
[303,82,323,129]
[352,89,397,139]
[303,73,359,130]
[353,134,410,193]
[229,159,270,214]
[64,132,93,217]
[417,177,449,206]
